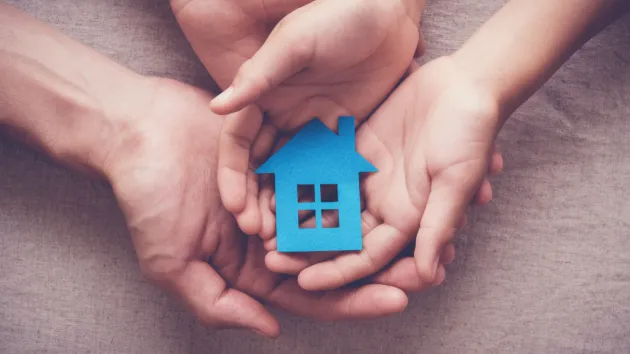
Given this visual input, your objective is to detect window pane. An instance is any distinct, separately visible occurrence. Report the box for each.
[321,184,338,202]
[298,210,316,229]
[322,209,339,228]
[297,184,315,203]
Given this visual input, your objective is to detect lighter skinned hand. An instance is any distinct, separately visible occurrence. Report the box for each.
[264,57,504,290]
[171,0,424,235]
[104,77,440,336]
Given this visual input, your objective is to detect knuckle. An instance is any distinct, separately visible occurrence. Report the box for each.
[237,59,273,93]
[226,131,253,152]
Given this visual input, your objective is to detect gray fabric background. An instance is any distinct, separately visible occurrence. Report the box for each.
[2,0,630,352]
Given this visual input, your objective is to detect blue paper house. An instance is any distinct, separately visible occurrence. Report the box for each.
[256,116,377,252]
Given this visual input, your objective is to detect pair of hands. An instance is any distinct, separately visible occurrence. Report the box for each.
[105,78,447,337]
[100,0,503,336]
[173,0,503,290]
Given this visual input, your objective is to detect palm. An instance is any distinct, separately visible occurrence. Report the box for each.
[172,0,423,234]
[174,0,420,128]
[266,57,502,290]
[106,78,430,335]
[171,0,272,89]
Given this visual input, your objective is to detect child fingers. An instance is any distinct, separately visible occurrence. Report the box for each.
[235,169,262,235]
[371,257,446,292]
[473,179,493,206]
[414,167,483,282]
[259,179,277,242]
[489,145,504,175]
[265,252,313,274]
[251,122,278,166]
[264,213,339,274]
[297,224,411,291]
[218,106,263,214]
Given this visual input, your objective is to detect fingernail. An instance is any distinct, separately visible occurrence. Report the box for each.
[213,86,234,105]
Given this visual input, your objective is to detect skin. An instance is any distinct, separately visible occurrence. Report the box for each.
[263,0,630,289]
[171,0,425,235]
[0,3,443,338]
[264,58,502,289]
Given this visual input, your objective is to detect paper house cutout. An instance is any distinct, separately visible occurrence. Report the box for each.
[256,116,377,252]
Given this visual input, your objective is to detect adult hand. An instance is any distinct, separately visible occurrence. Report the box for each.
[171,0,425,234]
[265,57,504,290]
[104,77,441,336]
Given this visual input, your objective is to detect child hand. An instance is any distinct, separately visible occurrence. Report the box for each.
[265,57,504,289]
[207,0,424,234]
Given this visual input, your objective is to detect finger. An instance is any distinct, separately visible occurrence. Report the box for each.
[265,248,337,274]
[298,224,411,291]
[259,177,277,242]
[372,258,446,292]
[473,179,493,206]
[266,279,408,321]
[414,168,484,282]
[210,21,315,115]
[235,168,262,235]
[489,147,504,176]
[265,251,312,274]
[265,212,338,274]
[218,106,263,214]
[170,261,279,337]
[251,122,278,166]
[440,243,456,265]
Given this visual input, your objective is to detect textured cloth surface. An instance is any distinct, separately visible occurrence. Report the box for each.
[2,0,630,353]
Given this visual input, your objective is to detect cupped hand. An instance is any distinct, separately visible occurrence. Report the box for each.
[103,77,440,337]
[265,57,504,290]
[171,0,424,234]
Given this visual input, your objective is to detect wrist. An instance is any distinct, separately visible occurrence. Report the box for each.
[431,55,503,133]
[2,69,154,180]
[448,0,628,122]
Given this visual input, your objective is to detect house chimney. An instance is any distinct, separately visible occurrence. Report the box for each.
[338,116,356,145]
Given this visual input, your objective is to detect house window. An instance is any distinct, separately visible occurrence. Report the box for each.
[297,184,315,203]
[322,209,340,228]
[297,184,340,229]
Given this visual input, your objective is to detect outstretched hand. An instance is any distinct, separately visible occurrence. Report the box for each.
[105,77,444,336]
[264,57,504,290]
[172,0,424,234]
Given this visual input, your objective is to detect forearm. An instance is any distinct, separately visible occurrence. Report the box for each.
[0,3,149,175]
[451,0,629,122]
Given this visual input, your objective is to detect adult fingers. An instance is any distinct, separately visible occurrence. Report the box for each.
[156,260,279,337]
[265,279,408,321]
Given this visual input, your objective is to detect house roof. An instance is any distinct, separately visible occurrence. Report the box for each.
[256,117,377,176]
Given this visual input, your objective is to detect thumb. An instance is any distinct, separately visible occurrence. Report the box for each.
[414,164,485,282]
[210,24,315,115]
[173,261,280,337]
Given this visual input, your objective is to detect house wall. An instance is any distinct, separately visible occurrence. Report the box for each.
[274,174,362,252]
